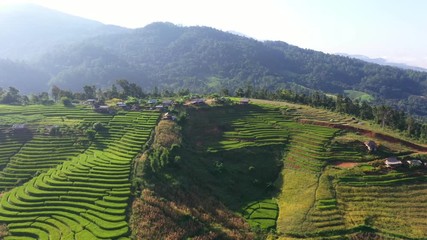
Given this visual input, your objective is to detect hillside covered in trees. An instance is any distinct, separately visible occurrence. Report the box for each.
[1,5,427,115]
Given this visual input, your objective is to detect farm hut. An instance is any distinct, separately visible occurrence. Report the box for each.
[190,98,205,105]
[85,99,97,105]
[364,140,377,152]
[240,98,250,104]
[385,157,402,167]
[147,99,157,104]
[95,105,115,114]
[162,112,173,120]
[155,105,164,110]
[407,159,423,167]
[162,100,174,107]
[116,102,127,107]
[116,102,129,110]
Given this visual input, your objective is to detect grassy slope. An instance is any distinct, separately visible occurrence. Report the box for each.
[178,104,287,210]
[0,100,426,239]
[344,90,375,102]
[139,100,427,239]
[131,111,259,239]
[248,99,427,239]
[276,124,340,234]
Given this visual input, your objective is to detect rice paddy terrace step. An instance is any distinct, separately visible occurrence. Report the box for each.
[0,109,160,239]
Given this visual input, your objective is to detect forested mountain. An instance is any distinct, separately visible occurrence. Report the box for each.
[37,22,427,114]
[0,4,129,60]
[338,54,427,72]
[0,59,49,93]
[1,5,427,115]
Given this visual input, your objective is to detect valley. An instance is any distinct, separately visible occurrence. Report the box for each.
[1,2,426,240]
[0,98,425,239]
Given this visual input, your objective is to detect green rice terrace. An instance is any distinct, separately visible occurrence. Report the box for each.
[0,99,427,239]
[0,104,159,239]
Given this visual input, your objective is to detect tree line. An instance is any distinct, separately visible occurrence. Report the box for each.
[0,79,191,106]
[1,79,427,142]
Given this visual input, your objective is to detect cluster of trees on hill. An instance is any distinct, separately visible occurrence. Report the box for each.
[0,79,190,107]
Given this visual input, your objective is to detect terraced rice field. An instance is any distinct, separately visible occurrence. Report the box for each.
[337,183,427,238]
[0,105,159,240]
[188,105,292,229]
[204,105,358,235]
[0,136,83,191]
[1,101,426,239]
[276,124,344,234]
[0,135,25,171]
[207,105,291,152]
[274,110,427,239]
[242,199,279,230]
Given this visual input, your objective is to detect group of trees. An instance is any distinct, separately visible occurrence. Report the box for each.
[0,87,26,104]
[49,80,192,105]
[0,79,194,107]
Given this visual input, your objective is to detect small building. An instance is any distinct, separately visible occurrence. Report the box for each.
[147,99,157,105]
[364,140,377,152]
[155,105,164,110]
[95,105,115,114]
[407,159,423,167]
[162,112,172,120]
[385,157,402,167]
[240,98,250,104]
[116,102,129,110]
[162,100,174,107]
[162,112,176,120]
[190,98,205,105]
[84,99,97,105]
[116,102,127,108]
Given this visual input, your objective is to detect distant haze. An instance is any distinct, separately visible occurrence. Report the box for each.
[1,0,426,69]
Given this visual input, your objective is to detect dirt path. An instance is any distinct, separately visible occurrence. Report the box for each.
[299,119,427,152]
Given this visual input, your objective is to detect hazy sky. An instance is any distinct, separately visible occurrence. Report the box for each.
[1,0,427,68]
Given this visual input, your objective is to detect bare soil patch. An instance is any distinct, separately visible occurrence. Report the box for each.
[334,162,359,168]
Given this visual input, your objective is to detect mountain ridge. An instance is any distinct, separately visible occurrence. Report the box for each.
[1,5,427,115]
[0,3,130,61]
[337,53,427,72]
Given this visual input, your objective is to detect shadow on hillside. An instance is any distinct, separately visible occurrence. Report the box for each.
[8,128,33,144]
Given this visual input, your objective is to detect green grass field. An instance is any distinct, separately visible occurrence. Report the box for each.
[344,90,375,102]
